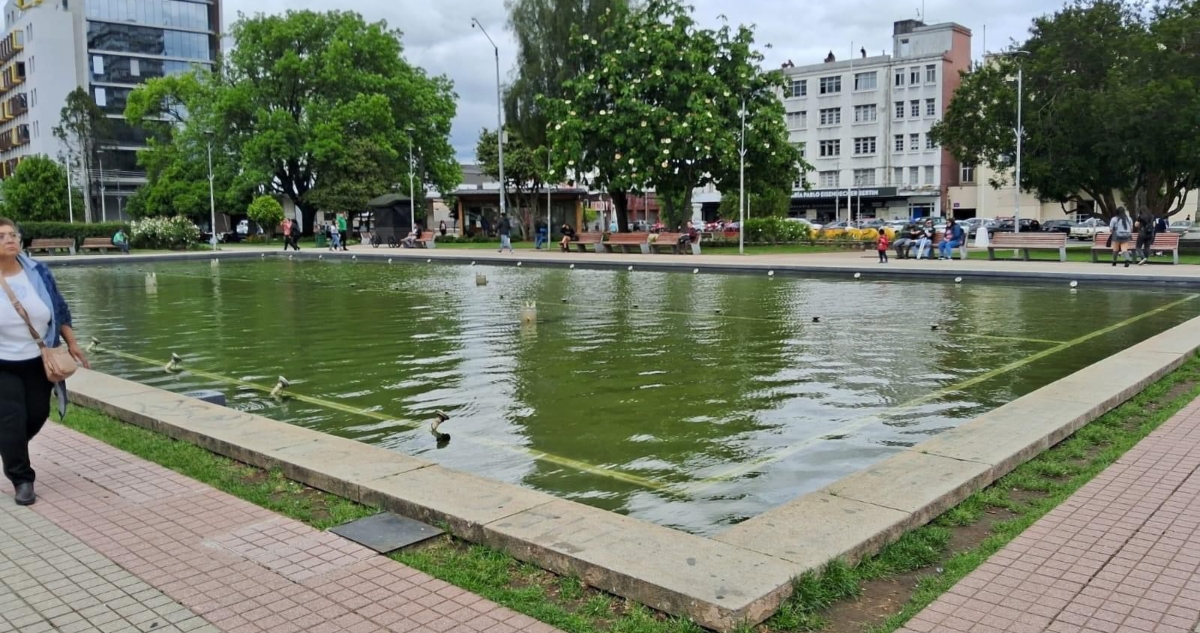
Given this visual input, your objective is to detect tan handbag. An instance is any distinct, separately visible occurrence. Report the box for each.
[0,275,76,382]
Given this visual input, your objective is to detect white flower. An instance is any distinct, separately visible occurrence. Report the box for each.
[565,100,572,106]
[588,74,595,80]
[570,111,577,116]
[661,161,669,168]
[724,91,731,97]
[682,122,688,127]
[663,148,670,154]
[615,153,622,160]
[628,158,635,164]
[568,160,576,166]
[600,109,607,115]
[639,47,645,52]
[705,127,711,132]
[655,69,662,76]
[641,121,647,127]
[663,138,672,144]
[554,124,562,130]
[764,143,770,149]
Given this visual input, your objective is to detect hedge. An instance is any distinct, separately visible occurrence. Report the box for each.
[16,222,130,246]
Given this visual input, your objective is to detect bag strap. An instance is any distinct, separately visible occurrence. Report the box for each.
[0,275,47,349]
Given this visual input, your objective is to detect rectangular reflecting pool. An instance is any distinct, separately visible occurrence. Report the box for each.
[54,259,1200,535]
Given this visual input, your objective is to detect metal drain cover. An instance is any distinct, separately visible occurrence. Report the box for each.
[329,513,444,553]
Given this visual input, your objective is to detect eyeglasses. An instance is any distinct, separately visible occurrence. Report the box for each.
[0,233,21,243]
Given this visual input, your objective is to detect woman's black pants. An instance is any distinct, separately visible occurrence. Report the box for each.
[0,357,52,486]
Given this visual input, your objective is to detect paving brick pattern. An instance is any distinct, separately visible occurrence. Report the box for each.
[2,423,561,633]
[899,400,1200,633]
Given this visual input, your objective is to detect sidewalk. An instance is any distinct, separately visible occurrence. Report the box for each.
[0,422,560,633]
[899,397,1200,633]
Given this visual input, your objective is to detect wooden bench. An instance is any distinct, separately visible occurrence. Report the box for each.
[1091,232,1180,264]
[27,238,75,256]
[929,230,969,260]
[569,232,603,253]
[601,232,650,254]
[649,232,702,255]
[987,232,1067,262]
[79,237,119,254]
[414,233,436,249]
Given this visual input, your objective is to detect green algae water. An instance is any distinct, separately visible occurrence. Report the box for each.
[52,259,1200,535]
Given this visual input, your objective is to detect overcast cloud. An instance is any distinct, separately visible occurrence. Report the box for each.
[219,0,1064,161]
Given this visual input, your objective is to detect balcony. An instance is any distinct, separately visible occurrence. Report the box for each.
[0,62,25,95]
[0,31,23,65]
[0,93,26,122]
[0,124,28,152]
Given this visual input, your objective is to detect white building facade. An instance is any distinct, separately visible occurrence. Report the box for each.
[779,19,972,223]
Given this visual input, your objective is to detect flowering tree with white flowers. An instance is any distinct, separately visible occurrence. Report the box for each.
[542,0,806,229]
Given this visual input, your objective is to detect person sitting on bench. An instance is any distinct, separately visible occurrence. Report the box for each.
[559,223,576,252]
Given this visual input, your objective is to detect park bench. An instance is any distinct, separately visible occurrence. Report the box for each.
[929,230,969,260]
[601,232,650,254]
[569,232,603,253]
[79,237,119,254]
[27,238,75,256]
[414,233,436,249]
[649,232,703,255]
[1090,232,1180,264]
[987,232,1067,262]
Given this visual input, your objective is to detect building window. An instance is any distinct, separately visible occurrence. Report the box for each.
[925,98,936,117]
[894,134,904,152]
[926,64,937,83]
[819,107,841,126]
[853,169,876,186]
[94,87,107,108]
[909,67,920,84]
[819,140,841,157]
[894,101,904,119]
[909,166,919,184]
[853,137,876,155]
[819,170,840,188]
[925,134,936,150]
[792,142,806,158]
[894,167,904,185]
[854,71,877,91]
[86,0,211,31]
[87,22,212,61]
[961,164,975,183]
[894,69,904,87]
[910,100,920,117]
[788,79,807,98]
[909,133,920,151]
[853,104,876,123]
[786,111,807,130]
[924,166,935,184]
[819,76,841,94]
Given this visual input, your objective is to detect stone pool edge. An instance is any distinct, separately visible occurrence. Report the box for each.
[61,314,1200,632]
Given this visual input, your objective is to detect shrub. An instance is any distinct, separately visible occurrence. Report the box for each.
[246,196,284,235]
[742,217,811,243]
[16,222,130,246]
[130,216,201,250]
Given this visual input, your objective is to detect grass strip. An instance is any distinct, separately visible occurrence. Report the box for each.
[56,354,1200,633]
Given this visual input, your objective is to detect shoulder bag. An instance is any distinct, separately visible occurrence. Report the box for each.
[0,276,76,382]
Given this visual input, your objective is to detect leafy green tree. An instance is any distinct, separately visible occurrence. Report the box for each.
[543,0,804,229]
[931,0,1200,219]
[219,10,460,234]
[246,195,285,236]
[475,128,547,237]
[0,155,83,222]
[53,87,111,223]
[717,188,792,220]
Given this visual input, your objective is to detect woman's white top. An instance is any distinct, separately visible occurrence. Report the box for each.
[0,269,51,361]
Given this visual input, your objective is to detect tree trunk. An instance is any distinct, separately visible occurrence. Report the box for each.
[609,189,629,232]
[297,200,318,236]
[660,188,694,230]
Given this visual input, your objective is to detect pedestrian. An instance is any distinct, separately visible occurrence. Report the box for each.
[1109,206,1134,267]
[0,218,88,505]
[336,213,349,251]
[439,220,448,237]
[497,212,514,253]
[281,218,299,251]
[876,228,890,263]
[329,219,341,251]
[1135,207,1155,265]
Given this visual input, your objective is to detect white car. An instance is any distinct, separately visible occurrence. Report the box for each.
[787,217,823,230]
[1069,218,1110,240]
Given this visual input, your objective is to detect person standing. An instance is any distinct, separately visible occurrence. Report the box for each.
[438,220,448,237]
[0,218,88,505]
[1109,206,1134,267]
[876,229,890,263]
[281,218,299,251]
[329,219,341,251]
[336,213,349,251]
[497,212,514,253]
[1135,207,1155,265]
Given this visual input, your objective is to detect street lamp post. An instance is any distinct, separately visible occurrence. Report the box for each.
[1011,50,1029,234]
[96,148,107,223]
[738,98,747,255]
[472,18,505,221]
[206,132,218,251]
[62,153,74,224]
[546,149,551,246]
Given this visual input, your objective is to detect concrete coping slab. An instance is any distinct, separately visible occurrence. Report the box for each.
[62,310,1200,631]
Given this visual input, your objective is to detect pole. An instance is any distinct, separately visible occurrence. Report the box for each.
[97,149,107,223]
[546,149,551,246]
[207,138,218,251]
[409,142,415,234]
[471,19,505,222]
[738,98,746,255]
[1014,64,1023,234]
[64,154,74,224]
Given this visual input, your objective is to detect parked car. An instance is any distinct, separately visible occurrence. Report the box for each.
[786,217,823,230]
[993,218,1042,233]
[1041,219,1073,234]
[1069,218,1110,240]
[1168,220,1193,235]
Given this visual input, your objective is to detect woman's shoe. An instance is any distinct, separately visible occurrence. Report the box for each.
[14,482,34,506]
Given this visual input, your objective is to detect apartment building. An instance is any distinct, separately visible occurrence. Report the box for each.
[779,19,971,223]
[0,0,219,220]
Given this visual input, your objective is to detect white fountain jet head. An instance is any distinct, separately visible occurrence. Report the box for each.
[165,353,183,372]
[269,376,291,399]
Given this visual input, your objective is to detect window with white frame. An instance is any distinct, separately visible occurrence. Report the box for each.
[909,166,919,184]
[788,79,807,98]
[909,133,920,151]
[925,98,936,117]
[894,101,904,119]
[819,170,840,188]
[854,71,877,91]
[894,134,904,152]
[925,64,936,83]
[819,76,842,94]
[910,100,920,117]
[792,142,806,158]
[786,111,807,129]
[925,134,936,150]
[853,104,877,123]
[894,69,904,87]
[909,67,920,84]
[853,169,876,186]
[894,167,904,185]
[819,139,841,157]
[853,137,876,155]
[924,166,935,184]
[819,107,841,126]
[961,164,975,183]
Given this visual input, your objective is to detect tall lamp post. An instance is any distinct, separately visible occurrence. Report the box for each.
[1010,50,1030,234]
[738,98,747,255]
[471,18,505,221]
[406,127,416,234]
[205,131,218,251]
[61,152,74,224]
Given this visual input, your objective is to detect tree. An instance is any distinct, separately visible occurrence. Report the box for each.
[53,87,111,223]
[930,0,1200,219]
[0,155,83,222]
[217,10,460,235]
[543,0,805,229]
[475,128,547,237]
[246,195,285,236]
[717,187,792,220]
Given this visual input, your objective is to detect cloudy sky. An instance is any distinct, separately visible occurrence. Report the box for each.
[220,0,1062,161]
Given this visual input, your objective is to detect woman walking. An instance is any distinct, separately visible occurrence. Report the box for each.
[0,218,87,505]
[1109,206,1134,267]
